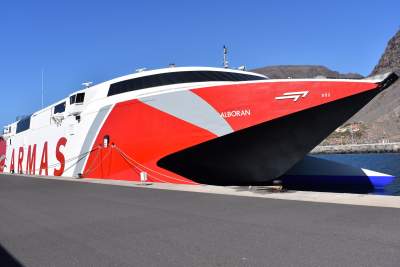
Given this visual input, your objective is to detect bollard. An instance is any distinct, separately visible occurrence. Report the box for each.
[140,171,148,183]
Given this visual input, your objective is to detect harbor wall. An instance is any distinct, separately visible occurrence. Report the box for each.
[311,142,400,154]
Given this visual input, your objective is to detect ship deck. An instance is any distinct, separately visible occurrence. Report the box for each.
[0,174,399,266]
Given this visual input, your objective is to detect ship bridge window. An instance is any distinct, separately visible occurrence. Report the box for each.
[54,102,66,114]
[76,93,85,103]
[16,116,31,134]
[70,93,85,104]
[70,95,76,104]
[107,71,267,96]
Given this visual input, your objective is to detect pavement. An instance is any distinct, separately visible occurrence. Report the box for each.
[7,173,400,209]
[0,174,400,266]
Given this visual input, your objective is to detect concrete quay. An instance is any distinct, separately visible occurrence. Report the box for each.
[1,174,400,267]
[4,173,400,208]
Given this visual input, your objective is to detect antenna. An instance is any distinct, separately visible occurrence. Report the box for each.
[223,45,229,68]
[136,68,147,73]
[82,82,93,88]
[41,69,44,109]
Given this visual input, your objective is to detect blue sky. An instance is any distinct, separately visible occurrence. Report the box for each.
[0,0,399,127]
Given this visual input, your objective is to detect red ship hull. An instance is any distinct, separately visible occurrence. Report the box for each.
[81,75,397,185]
[0,137,6,173]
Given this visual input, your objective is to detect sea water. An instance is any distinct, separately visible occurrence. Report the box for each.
[314,153,400,195]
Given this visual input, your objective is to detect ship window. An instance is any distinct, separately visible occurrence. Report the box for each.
[70,93,85,104]
[107,71,266,96]
[70,95,76,104]
[16,116,31,133]
[76,93,85,103]
[54,102,66,114]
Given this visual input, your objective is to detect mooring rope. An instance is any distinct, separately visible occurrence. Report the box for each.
[81,147,113,177]
[113,144,196,184]
[112,145,170,183]
[8,141,196,185]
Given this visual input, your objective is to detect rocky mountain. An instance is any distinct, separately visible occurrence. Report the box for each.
[371,30,400,75]
[252,65,363,79]
[347,30,400,143]
[252,29,400,144]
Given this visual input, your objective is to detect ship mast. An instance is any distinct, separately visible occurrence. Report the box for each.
[41,69,44,109]
[223,45,229,68]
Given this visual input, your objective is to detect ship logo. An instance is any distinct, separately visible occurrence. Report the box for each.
[220,109,251,118]
[275,91,309,102]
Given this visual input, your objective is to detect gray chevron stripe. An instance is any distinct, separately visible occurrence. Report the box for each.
[139,90,233,136]
[72,105,112,177]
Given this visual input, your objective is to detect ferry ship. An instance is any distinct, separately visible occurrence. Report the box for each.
[0,67,397,185]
